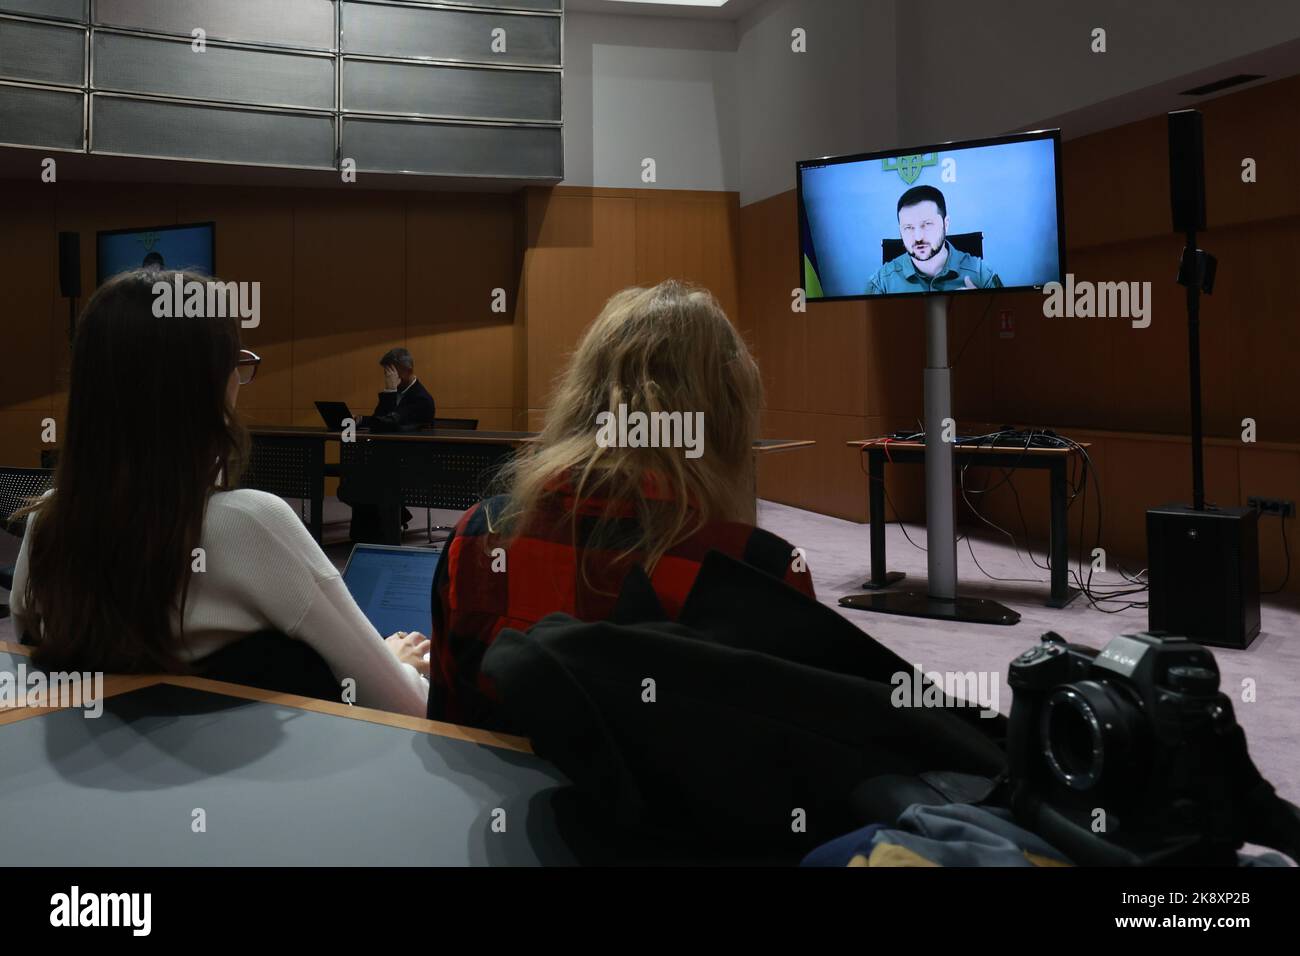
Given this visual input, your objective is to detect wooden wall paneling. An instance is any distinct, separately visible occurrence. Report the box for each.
[757,408,801,507]
[633,191,741,323]
[521,191,637,415]
[290,407,327,428]
[1062,114,1168,250]
[1089,235,1229,436]
[740,191,806,414]
[291,191,407,419]
[863,297,925,423]
[805,300,868,417]
[511,190,530,430]
[1107,232,1237,437]
[1200,73,1300,231]
[0,186,55,420]
[797,412,869,522]
[734,192,769,346]
[1223,219,1300,444]
[237,408,295,427]
[989,282,1114,431]
[405,193,518,419]
[0,411,51,468]
[949,290,997,425]
[178,186,296,414]
[1098,435,1158,566]
[1097,434,1240,564]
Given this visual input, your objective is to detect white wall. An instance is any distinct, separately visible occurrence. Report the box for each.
[736,0,898,205]
[562,12,740,190]
[894,0,1300,144]
[564,0,1300,203]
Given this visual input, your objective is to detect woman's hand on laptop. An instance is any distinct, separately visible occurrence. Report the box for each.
[385,631,432,676]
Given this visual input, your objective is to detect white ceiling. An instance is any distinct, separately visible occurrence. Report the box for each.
[565,0,768,20]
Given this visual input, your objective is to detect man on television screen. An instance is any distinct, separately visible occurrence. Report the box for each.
[865,185,1002,295]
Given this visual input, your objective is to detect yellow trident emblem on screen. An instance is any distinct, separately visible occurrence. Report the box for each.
[883,153,938,185]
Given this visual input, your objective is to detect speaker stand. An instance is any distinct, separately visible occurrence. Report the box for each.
[840,294,1020,626]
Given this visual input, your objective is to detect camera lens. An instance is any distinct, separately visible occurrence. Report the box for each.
[1039,680,1142,793]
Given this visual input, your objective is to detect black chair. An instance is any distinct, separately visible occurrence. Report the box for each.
[0,467,55,619]
[882,230,983,264]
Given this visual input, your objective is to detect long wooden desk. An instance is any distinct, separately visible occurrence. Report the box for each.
[246,427,814,543]
[251,425,816,451]
[251,426,535,446]
[847,436,1091,608]
[245,427,530,542]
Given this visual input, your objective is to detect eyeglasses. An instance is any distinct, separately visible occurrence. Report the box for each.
[236,349,261,386]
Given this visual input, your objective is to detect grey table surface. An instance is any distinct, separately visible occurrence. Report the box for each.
[0,650,585,866]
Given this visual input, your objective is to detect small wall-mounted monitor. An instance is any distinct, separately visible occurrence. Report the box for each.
[96,221,216,286]
[796,130,1064,302]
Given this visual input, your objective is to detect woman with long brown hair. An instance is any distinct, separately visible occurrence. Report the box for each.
[11,270,428,715]
[429,279,814,729]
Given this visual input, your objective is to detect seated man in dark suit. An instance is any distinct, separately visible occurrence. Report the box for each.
[342,348,437,542]
[364,347,436,431]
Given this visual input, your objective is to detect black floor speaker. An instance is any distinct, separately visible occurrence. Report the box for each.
[1147,503,1261,648]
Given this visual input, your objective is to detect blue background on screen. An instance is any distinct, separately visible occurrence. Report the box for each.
[800,137,1060,297]
[97,224,215,285]
[343,547,441,638]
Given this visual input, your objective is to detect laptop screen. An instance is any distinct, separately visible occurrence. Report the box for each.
[342,545,442,638]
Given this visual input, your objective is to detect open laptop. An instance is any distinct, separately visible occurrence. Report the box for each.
[341,543,442,639]
[314,400,356,431]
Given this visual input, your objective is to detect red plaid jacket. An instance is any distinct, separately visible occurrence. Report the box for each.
[428,492,815,728]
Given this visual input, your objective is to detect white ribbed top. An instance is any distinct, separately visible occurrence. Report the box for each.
[11,488,428,717]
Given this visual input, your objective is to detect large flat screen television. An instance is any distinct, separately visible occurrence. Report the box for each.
[796,129,1064,302]
[96,221,216,286]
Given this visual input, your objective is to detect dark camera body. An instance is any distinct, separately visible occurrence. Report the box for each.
[1008,630,1250,866]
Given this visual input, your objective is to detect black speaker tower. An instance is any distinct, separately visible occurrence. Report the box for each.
[1147,110,1260,648]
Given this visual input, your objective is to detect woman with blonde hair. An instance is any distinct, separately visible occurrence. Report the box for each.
[429,279,814,728]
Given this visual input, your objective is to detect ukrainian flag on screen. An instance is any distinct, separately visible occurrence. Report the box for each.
[803,254,824,299]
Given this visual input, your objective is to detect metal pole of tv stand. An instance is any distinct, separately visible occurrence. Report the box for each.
[839,294,1020,626]
[923,294,958,599]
